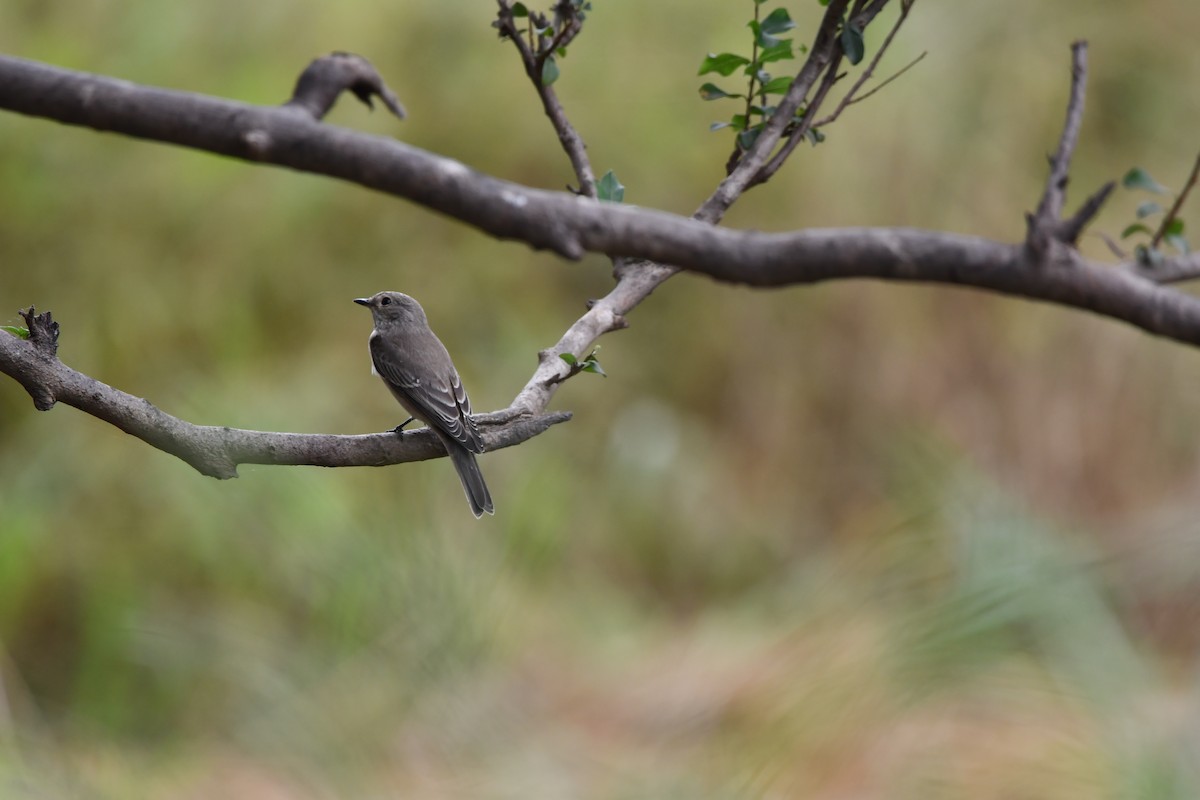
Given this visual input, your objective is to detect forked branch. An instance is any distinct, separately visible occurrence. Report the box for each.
[2,38,1198,480]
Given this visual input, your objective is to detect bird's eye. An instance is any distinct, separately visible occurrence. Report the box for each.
[380,296,392,306]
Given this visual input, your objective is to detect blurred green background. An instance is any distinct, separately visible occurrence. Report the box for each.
[4,1,1200,797]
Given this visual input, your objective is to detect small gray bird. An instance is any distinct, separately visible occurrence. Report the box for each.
[354,291,494,518]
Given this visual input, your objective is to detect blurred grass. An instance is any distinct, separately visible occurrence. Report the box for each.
[4,0,1200,797]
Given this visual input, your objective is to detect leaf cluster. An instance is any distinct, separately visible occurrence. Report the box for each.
[495,0,593,86]
[698,0,863,152]
[560,347,606,377]
[1118,166,1192,268]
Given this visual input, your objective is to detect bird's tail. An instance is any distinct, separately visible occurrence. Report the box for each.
[444,439,494,518]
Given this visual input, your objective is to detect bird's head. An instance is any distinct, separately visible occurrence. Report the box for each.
[353,291,427,326]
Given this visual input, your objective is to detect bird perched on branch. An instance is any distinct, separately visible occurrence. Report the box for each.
[354,291,494,518]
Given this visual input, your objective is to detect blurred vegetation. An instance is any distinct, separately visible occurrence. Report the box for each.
[3,0,1200,797]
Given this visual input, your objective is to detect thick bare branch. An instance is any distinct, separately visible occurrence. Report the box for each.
[1,53,1198,335]
[0,313,569,479]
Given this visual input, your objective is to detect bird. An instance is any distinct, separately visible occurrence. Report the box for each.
[354,291,494,517]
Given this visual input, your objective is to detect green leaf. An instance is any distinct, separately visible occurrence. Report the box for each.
[709,121,733,131]
[758,40,795,65]
[559,353,578,365]
[805,127,826,145]
[1,325,29,339]
[698,83,741,101]
[699,52,751,77]
[1164,217,1185,236]
[1122,167,1170,195]
[511,2,528,16]
[541,56,560,85]
[1136,201,1163,219]
[761,75,793,94]
[747,21,779,49]
[840,21,865,65]
[596,169,625,203]
[1121,223,1153,239]
[737,125,763,151]
[1166,233,1190,254]
[582,361,607,377]
[729,113,749,131]
[760,8,796,36]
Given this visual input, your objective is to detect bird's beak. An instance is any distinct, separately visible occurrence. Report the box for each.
[353,297,371,307]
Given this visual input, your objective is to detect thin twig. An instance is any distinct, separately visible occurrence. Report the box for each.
[495,0,597,197]
[1150,150,1200,248]
[1058,179,1115,244]
[754,54,844,183]
[534,13,581,74]
[814,50,925,128]
[748,0,902,187]
[1034,40,1089,227]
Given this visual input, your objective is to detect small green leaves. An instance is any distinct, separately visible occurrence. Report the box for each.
[560,347,606,377]
[1117,161,1196,263]
[1122,167,1170,195]
[749,8,795,48]
[1135,201,1163,219]
[699,83,741,101]
[760,8,796,35]
[840,20,865,65]
[760,75,793,95]
[699,52,751,77]
[541,56,560,85]
[700,5,802,146]
[1,325,30,339]
[498,2,591,75]
[596,170,624,203]
[758,40,796,65]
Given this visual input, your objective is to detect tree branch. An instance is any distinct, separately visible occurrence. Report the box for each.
[494,0,597,197]
[1026,40,1096,257]
[6,44,1200,479]
[1150,150,1200,249]
[696,0,852,225]
[812,0,923,129]
[0,309,569,478]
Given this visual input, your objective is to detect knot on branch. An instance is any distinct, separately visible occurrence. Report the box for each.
[19,306,59,357]
[285,52,406,121]
[12,306,60,411]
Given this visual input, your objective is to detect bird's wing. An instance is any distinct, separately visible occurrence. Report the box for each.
[369,334,485,452]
